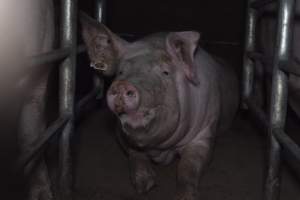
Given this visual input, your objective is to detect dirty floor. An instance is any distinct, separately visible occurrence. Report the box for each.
[73,105,300,200]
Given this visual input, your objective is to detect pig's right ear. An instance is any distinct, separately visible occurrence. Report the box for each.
[80,12,128,76]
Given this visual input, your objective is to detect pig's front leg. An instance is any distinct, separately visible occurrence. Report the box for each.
[175,124,215,200]
[128,149,156,194]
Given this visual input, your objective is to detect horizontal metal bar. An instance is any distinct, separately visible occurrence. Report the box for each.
[247,51,272,65]
[285,57,300,76]
[251,0,276,10]
[274,129,300,161]
[246,99,300,153]
[76,88,101,114]
[18,87,100,173]
[245,98,300,173]
[28,47,70,67]
[17,114,71,170]
[245,98,269,131]
[27,44,86,67]
[247,51,300,76]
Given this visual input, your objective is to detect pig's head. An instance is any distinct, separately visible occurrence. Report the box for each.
[80,13,200,149]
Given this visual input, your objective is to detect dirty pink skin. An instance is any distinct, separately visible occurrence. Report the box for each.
[0,1,55,200]
[81,13,239,200]
[258,3,300,117]
[107,81,140,117]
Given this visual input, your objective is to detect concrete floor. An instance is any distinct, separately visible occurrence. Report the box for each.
[73,105,300,200]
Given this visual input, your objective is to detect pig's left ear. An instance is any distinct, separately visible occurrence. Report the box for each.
[166,31,200,85]
[80,12,128,76]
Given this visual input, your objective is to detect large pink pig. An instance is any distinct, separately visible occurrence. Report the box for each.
[81,13,239,200]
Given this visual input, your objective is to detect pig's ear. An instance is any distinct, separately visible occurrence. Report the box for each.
[166,31,200,85]
[80,12,128,76]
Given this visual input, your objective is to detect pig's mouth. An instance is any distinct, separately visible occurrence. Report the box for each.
[118,107,159,148]
[118,107,157,131]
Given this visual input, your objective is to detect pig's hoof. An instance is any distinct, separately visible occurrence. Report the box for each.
[131,165,156,194]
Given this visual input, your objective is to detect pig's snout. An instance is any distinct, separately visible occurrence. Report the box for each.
[107,80,140,115]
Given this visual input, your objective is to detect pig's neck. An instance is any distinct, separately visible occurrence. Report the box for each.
[147,49,222,165]
[155,50,212,149]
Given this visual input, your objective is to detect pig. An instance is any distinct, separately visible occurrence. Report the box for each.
[0,1,55,200]
[258,3,300,117]
[80,13,239,200]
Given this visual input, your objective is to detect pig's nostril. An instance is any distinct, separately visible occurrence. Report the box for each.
[118,111,126,117]
[126,90,135,97]
[144,111,150,117]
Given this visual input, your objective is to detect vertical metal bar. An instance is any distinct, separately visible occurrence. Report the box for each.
[93,0,107,99]
[265,0,295,200]
[59,0,77,199]
[242,0,257,108]
[95,0,107,23]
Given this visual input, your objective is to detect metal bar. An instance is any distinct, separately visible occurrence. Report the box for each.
[28,47,70,67]
[274,129,300,161]
[247,99,300,177]
[247,51,269,62]
[74,88,101,124]
[245,98,268,130]
[265,0,295,199]
[246,98,300,180]
[95,0,107,23]
[17,115,70,173]
[76,87,100,114]
[264,10,300,19]
[59,0,77,199]
[251,0,276,10]
[283,57,300,76]
[247,51,300,76]
[247,51,272,65]
[27,44,86,67]
[246,98,300,160]
[92,0,107,99]
[17,86,98,175]
[242,0,257,109]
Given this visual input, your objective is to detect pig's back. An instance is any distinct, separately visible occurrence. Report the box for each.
[195,49,239,133]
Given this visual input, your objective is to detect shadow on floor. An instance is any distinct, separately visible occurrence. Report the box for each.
[73,106,300,200]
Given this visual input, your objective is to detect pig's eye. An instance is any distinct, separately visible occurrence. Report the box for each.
[119,71,123,75]
[163,71,169,76]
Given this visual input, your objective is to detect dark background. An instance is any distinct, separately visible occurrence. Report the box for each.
[80,0,245,41]
[79,0,246,70]
[77,0,247,97]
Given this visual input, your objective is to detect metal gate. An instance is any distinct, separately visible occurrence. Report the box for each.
[16,0,300,199]
[243,0,300,200]
[16,0,106,199]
